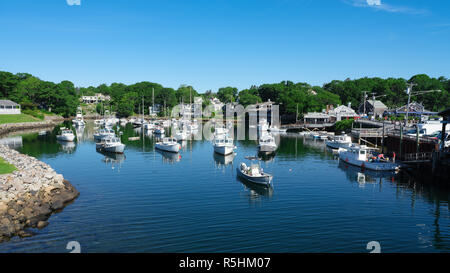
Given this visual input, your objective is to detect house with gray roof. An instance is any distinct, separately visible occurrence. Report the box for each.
[358,100,387,117]
[0,100,21,114]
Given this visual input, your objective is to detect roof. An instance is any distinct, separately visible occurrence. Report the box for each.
[367,100,387,109]
[329,105,357,115]
[0,100,19,107]
[304,112,330,119]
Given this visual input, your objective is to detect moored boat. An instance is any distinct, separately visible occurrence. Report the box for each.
[258,133,277,153]
[213,135,236,155]
[338,145,400,171]
[56,128,75,142]
[236,162,273,186]
[326,134,352,149]
[155,137,181,153]
[96,136,126,154]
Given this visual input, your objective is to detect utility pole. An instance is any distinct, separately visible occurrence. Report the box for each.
[362,91,367,117]
[371,92,376,119]
[405,82,417,125]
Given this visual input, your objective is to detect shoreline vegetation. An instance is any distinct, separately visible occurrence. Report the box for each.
[1,71,449,120]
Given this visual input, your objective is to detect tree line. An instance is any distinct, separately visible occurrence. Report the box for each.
[1,70,449,118]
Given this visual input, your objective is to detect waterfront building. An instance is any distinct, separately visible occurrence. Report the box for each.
[358,100,388,118]
[0,100,21,114]
[328,104,359,122]
[385,102,437,117]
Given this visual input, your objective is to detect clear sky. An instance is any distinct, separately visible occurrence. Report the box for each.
[0,0,449,92]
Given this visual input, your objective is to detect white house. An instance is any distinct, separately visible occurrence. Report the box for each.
[328,104,359,122]
[81,93,111,104]
[0,100,21,114]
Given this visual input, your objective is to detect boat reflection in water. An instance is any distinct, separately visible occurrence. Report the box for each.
[156,149,181,164]
[237,175,274,201]
[337,160,397,187]
[57,140,76,154]
[98,150,126,171]
[257,151,275,162]
[213,152,235,170]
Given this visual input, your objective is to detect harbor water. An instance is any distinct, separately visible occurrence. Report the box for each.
[0,122,449,253]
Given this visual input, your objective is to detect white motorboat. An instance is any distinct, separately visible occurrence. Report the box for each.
[174,130,189,141]
[268,126,287,133]
[237,162,273,186]
[258,133,277,153]
[213,135,236,155]
[143,122,155,131]
[338,145,400,171]
[326,134,352,149]
[96,136,125,154]
[56,128,75,142]
[93,128,116,141]
[72,107,85,127]
[155,137,181,153]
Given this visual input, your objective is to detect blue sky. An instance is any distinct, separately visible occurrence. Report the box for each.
[0,0,449,92]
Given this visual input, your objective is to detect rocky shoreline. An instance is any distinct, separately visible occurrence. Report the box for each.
[0,145,79,242]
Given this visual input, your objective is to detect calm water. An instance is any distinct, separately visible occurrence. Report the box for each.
[0,122,449,253]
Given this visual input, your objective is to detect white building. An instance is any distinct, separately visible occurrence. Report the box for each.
[210,97,224,112]
[0,100,21,114]
[81,93,111,104]
[328,105,359,122]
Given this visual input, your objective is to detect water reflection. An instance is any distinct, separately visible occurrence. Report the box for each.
[99,151,126,172]
[57,140,76,154]
[0,136,23,149]
[238,176,274,202]
[338,160,397,186]
[156,149,182,164]
[213,152,235,169]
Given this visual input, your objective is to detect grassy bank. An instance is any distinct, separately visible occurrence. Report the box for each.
[0,114,41,124]
[0,157,16,174]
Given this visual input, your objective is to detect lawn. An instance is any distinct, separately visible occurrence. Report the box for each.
[0,114,40,124]
[0,157,16,174]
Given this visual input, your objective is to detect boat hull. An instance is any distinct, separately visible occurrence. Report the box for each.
[214,145,235,155]
[258,144,277,153]
[56,134,75,142]
[97,143,125,154]
[338,151,400,171]
[236,168,272,185]
[155,143,180,153]
[326,141,351,149]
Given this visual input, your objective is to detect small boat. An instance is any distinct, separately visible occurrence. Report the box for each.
[174,130,189,141]
[338,145,400,171]
[72,106,85,127]
[326,134,352,149]
[155,137,181,153]
[56,128,75,142]
[96,136,126,154]
[143,122,155,131]
[213,135,236,155]
[93,128,116,141]
[268,126,287,133]
[258,133,277,153]
[236,162,273,185]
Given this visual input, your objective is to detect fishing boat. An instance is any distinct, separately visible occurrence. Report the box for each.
[258,133,277,153]
[213,135,236,155]
[93,128,116,141]
[96,136,126,154]
[236,162,273,186]
[155,137,181,153]
[72,107,85,127]
[326,134,352,149]
[338,145,400,171]
[174,129,188,141]
[56,128,75,142]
